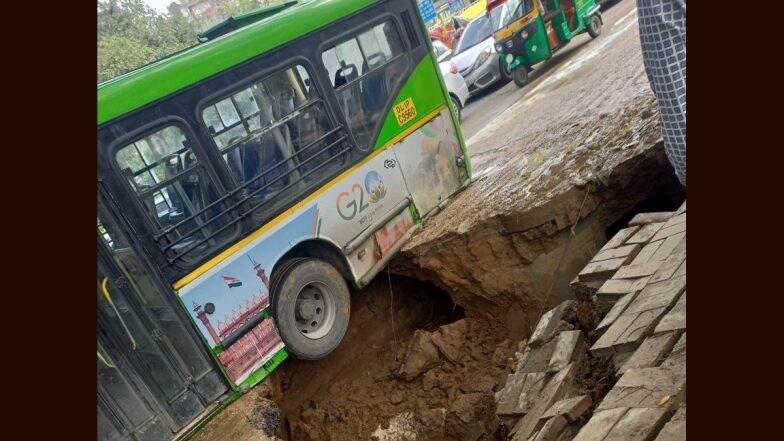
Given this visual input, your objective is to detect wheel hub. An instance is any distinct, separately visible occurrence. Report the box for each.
[293,283,335,339]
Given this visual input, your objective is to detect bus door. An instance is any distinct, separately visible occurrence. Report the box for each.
[97,193,229,440]
[392,110,466,217]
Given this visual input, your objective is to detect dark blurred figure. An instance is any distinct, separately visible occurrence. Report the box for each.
[636,0,686,186]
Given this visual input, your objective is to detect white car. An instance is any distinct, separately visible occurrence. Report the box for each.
[432,39,469,122]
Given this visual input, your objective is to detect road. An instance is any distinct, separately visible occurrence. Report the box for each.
[459,0,641,146]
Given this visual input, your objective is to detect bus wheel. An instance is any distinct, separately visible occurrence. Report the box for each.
[512,67,529,88]
[588,14,602,38]
[271,258,350,360]
[450,95,462,122]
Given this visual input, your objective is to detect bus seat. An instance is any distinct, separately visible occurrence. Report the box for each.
[334,63,358,88]
[361,53,388,113]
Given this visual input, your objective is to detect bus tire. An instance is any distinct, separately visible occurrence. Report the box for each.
[587,14,602,38]
[450,95,462,122]
[270,258,350,360]
[512,67,529,88]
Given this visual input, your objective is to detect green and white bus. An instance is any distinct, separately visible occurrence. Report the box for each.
[97,0,470,439]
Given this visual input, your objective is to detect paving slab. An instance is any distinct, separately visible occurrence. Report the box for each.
[497,373,532,416]
[518,340,557,374]
[603,407,669,441]
[596,277,649,302]
[529,301,575,348]
[612,260,666,280]
[511,363,578,441]
[675,201,686,215]
[572,408,630,441]
[591,308,665,355]
[626,222,666,244]
[654,293,686,334]
[625,276,686,315]
[619,331,680,374]
[540,395,592,422]
[662,212,686,228]
[578,257,632,282]
[529,415,567,441]
[630,240,663,265]
[597,366,686,411]
[628,212,675,226]
[596,291,638,332]
[548,331,585,373]
[600,225,642,251]
[592,243,642,263]
[650,232,686,262]
[654,406,686,441]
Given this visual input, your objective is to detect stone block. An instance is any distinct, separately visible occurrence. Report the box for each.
[596,292,638,332]
[517,340,557,374]
[596,277,649,302]
[541,395,592,422]
[628,212,675,226]
[630,240,663,265]
[603,407,669,441]
[511,363,578,441]
[625,277,686,315]
[612,260,665,280]
[619,331,680,374]
[497,372,548,416]
[529,415,567,441]
[650,232,686,262]
[548,331,586,373]
[578,257,631,282]
[572,408,629,441]
[496,373,530,416]
[654,293,686,334]
[663,212,686,228]
[597,366,686,411]
[626,222,666,244]
[529,301,575,348]
[648,246,686,284]
[654,406,686,441]
[600,225,642,251]
[592,243,642,262]
[591,308,665,355]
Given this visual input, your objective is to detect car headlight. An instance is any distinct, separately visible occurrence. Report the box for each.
[520,30,529,39]
[506,54,514,64]
[495,43,503,52]
[474,48,491,70]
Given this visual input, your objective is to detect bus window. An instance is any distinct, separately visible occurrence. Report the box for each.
[322,20,408,149]
[115,125,225,261]
[201,64,346,205]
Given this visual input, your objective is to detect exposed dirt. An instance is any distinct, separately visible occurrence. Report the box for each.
[268,276,515,441]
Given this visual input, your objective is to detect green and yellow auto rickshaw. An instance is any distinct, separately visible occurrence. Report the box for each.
[488,0,602,87]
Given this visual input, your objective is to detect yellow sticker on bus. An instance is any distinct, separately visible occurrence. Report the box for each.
[393,97,417,126]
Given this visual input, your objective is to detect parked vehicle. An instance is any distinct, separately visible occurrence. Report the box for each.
[97,1,471,439]
[432,39,470,121]
[490,0,602,87]
[450,4,512,96]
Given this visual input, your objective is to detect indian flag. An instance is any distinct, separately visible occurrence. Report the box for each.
[222,275,242,289]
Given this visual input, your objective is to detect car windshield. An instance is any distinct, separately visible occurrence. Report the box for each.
[454,7,505,55]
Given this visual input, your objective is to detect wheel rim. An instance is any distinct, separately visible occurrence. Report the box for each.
[294,281,336,339]
[592,16,600,32]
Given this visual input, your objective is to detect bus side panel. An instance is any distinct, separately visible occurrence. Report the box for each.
[174,147,410,389]
[392,111,467,217]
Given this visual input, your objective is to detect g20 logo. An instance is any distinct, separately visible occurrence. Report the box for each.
[337,171,387,220]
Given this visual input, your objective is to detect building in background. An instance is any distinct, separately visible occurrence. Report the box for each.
[168,0,225,22]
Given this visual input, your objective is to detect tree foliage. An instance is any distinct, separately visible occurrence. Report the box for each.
[97,0,276,83]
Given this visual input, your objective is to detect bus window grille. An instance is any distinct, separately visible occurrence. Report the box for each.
[159,128,352,264]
